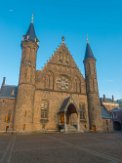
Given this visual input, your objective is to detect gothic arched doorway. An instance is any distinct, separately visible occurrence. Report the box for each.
[58,97,80,132]
[66,104,78,126]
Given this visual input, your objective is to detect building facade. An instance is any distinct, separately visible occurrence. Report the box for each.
[0,20,104,133]
[100,95,119,111]
[112,108,122,131]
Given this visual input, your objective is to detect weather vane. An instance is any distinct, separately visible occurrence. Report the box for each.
[31,13,34,24]
[86,34,89,43]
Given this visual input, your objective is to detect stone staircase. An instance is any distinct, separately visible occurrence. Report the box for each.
[67,125,77,132]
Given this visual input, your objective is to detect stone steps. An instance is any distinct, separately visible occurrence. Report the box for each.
[67,125,77,132]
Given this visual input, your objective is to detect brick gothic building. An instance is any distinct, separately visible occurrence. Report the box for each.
[0,20,104,133]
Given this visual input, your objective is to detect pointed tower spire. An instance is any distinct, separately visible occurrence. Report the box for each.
[23,15,39,43]
[84,42,96,61]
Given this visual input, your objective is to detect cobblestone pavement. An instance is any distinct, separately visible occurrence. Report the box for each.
[0,132,122,163]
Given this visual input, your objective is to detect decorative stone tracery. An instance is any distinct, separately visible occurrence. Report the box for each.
[56,75,70,91]
[44,71,54,90]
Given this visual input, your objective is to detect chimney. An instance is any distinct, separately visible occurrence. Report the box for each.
[112,95,114,102]
[103,94,106,102]
[2,77,6,87]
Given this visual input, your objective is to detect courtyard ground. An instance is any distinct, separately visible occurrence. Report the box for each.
[0,132,122,163]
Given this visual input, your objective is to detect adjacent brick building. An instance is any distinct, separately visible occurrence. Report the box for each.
[0,20,106,133]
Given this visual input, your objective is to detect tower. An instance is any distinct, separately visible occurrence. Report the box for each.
[84,41,103,131]
[14,17,39,132]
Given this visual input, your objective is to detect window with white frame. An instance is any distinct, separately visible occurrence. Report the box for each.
[41,100,49,120]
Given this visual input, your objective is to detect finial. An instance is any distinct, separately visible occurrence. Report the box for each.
[62,36,65,43]
[31,13,34,24]
[86,34,89,43]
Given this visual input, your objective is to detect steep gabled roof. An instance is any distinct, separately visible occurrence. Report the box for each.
[101,107,112,119]
[36,38,85,82]
[48,41,77,68]
[0,85,18,99]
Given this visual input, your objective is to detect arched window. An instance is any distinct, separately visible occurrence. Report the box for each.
[27,67,31,82]
[79,104,86,120]
[86,62,95,75]
[5,111,11,123]
[44,71,54,90]
[89,79,94,92]
[94,79,98,92]
[45,75,50,89]
[86,62,91,73]
[90,62,95,75]
[74,77,81,93]
[40,101,49,120]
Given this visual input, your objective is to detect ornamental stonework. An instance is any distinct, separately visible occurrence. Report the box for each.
[56,75,71,91]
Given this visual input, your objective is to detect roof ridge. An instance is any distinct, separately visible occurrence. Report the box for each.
[3,85,17,87]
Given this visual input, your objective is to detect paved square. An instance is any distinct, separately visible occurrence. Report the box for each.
[0,133,122,163]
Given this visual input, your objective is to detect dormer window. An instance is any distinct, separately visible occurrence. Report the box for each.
[79,104,86,121]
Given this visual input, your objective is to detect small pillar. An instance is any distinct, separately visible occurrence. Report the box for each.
[112,95,114,102]
[64,112,67,132]
[77,113,80,132]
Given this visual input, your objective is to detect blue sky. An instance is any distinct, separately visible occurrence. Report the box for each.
[0,0,122,99]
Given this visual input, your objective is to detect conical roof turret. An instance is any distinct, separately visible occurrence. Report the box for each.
[23,15,39,43]
[84,42,96,61]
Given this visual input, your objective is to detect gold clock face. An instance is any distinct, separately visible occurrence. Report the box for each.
[56,76,70,90]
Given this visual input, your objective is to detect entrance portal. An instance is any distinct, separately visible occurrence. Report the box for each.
[59,96,81,132]
[59,103,80,132]
[66,104,78,126]
[113,121,122,131]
